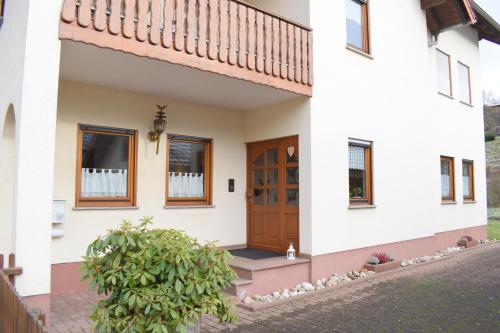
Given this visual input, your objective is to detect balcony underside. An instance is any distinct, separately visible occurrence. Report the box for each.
[59,0,313,104]
[60,40,303,110]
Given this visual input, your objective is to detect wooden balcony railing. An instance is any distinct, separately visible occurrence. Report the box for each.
[60,0,313,96]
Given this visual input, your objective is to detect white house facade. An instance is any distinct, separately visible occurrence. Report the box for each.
[0,0,498,319]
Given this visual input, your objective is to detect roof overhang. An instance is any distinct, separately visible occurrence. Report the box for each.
[421,0,500,45]
[471,1,500,44]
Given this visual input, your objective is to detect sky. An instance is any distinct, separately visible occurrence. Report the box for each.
[475,0,500,100]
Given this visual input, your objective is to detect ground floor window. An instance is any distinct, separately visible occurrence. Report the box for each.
[462,160,474,201]
[441,156,455,202]
[76,124,137,207]
[166,134,212,206]
[349,139,372,205]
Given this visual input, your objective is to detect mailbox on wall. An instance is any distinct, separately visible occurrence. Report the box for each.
[52,199,66,224]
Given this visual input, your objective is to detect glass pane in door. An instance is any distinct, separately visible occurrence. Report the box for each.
[268,169,278,185]
[268,190,279,206]
[268,149,278,165]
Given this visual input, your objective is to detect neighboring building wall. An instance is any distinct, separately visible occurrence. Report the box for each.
[308,0,487,258]
[0,0,61,298]
[244,98,312,254]
[52,81,247,265]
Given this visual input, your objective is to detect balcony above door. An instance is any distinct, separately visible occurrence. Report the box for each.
[60,0,313,99]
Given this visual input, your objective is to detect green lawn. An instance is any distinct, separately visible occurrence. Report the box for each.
[488,221,500,240]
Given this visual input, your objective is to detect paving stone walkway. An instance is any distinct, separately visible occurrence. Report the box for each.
[50,242,500,333]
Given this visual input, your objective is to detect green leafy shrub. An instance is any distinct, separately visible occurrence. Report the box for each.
[81,218,237,333]
[485,132,495,142]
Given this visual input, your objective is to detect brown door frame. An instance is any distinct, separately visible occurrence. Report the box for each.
[246,135,299,254]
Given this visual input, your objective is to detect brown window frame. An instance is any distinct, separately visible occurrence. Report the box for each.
[165,134,212,207]
[457,61,472,105]
[75,124,138,208]
[346,0,370,54]
[349,140,373,206]
[0,0,5,17]
[440,156,455,202]
[436,49,453,97]
[462,160,475,201]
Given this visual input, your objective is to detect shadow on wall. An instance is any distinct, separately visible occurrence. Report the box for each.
[0,104,16,255]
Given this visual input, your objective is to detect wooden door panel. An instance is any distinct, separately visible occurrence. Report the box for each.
[247,136,299,254]
[266,212,281,240]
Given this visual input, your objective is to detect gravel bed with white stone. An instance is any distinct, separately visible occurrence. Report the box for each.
[243,240,493,305]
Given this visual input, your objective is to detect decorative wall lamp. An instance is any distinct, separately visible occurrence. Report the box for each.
[148,105,167,154]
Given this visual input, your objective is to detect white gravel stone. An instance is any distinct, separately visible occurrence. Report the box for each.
[302,282,314,291]
[243,297,255,304]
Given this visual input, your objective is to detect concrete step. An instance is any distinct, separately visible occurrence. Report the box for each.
[225,277,253,299]
[228,255,311,297]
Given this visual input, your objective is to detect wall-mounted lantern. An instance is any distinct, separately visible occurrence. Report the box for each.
[147,105,167,154]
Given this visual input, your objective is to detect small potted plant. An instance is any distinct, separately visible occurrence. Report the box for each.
[457,236,479,248]
[82,218,237,333]
[363,252,401,273]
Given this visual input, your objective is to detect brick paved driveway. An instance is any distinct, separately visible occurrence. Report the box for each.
[51,243,500,333]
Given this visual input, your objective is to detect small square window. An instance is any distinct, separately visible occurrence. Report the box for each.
[166,135,212,206]
[441,156,455,202]
[349,140,373,205]
[76,125,137,207]
[345,0,370,53]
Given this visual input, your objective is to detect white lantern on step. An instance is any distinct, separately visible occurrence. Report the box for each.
[287,242,296,261]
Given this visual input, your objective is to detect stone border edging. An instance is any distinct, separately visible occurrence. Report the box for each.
[237,241,499,312]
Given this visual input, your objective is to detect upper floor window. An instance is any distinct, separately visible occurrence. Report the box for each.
[458,61,472,104]
[441,156,455,202]
[462,160,474,201]
[349,139,372,205]
[166,135,212,206]
[346,0,370,53]
[0,0,5,26]
[436,49,452,96]
[76,125,137,207]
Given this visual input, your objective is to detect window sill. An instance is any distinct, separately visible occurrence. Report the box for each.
[460,100,474,107]
[463,200,476,204]
[349,205,377,210]
[437,91,454,100]
[164,205,216,209]
[441,201,457,205]
[345,45,373,60]
[73,206,140,211]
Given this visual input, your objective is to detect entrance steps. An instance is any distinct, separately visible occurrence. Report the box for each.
[227,255,311,299]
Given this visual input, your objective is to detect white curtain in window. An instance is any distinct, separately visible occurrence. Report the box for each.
[81,168,128,197]
[349,146,365,170]
[169,173,204,198]
[463,175,470,197]
[441,175,450,197]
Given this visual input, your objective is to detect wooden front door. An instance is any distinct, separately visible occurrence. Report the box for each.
[247,136,299,254]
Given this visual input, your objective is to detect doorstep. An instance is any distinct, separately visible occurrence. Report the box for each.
[227,253,311,299]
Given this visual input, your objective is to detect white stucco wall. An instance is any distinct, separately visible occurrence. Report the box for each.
[0,106,15,256]
[52,81,247,264]
[244,97,312,254]
[245,0,310,27]
[309,0,487,256]
[0,0,61,296]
